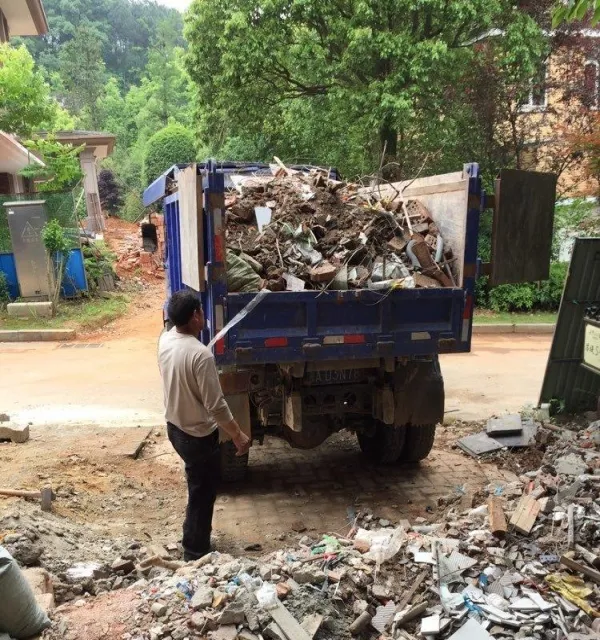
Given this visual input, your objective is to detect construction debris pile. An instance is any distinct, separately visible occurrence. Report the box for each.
[225,167,456,293]
[37,417,599,640]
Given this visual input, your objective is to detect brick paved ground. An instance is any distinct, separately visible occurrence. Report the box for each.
[213,432,518,547]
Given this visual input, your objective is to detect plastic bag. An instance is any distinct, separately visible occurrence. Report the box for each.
[371,256,410,282]
[0,546,50,639]
[256,582,278,611]
[226,249,262,293]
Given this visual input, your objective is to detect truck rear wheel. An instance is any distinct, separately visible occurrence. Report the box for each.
[399,424,437,462]
[357,422,406,464]
[220,441,249,483]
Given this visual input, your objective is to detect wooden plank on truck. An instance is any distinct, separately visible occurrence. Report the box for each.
[491,169,557,286]
[178,164,205,292]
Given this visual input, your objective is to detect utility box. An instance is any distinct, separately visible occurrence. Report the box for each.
[5,201,49,299]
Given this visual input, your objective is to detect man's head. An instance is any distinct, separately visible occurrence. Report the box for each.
[167,290,204,334]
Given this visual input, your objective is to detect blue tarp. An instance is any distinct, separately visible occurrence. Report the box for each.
[0,248,88,300]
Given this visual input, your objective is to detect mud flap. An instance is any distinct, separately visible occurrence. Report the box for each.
[219,393,251,442]
[393,357,444,427]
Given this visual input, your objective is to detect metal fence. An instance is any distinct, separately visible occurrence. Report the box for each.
[0,187,84,253]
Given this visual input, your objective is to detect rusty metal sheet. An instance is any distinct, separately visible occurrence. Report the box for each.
[491,169,557,286]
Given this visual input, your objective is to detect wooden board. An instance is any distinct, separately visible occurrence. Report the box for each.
[488,496,508,537]
[113,428,154,459]
[178,164,205,292]
[269,601,312,640]
[509,495,541,535]
[560,555,600,585]
[491,169,557,286]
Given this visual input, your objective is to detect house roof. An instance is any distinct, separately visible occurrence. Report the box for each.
[43,130,116,159]
[0,0,48,37]
[0,131,44,174]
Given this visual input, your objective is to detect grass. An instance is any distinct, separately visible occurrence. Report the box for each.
[0,294,130,332]
[473,310,557,325]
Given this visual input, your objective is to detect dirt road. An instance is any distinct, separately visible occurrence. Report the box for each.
[0,302,550,559]
[0,307,551,426]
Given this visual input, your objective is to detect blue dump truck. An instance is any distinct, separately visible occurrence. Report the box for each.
[144,161,557,481]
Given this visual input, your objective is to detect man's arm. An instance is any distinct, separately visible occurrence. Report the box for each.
[194,352,250,455]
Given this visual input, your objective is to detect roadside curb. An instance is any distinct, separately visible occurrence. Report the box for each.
[0,329,76,342]
[472,323,555,335]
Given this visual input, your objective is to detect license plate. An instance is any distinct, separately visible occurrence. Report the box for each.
[583,321,600,373]
[305,368,367,386]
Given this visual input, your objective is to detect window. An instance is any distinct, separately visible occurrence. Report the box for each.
[521,63,547,112]
[584,60,599,110]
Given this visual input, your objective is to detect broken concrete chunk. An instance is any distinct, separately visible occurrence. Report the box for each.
[292,567,326,585]
[191,585,214,610]
[349,611,372,635]
[309,261,337,283]
[111,558,135,574]
[150,601,167,617]
[0,423,30,444]
[486,414,523,437]
[217,599,246,625]
[555,453,588,476]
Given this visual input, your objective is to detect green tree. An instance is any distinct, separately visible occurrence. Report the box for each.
[142,124,196,186]
[553,0,600,26]
[24,0,184,86]
[20,136,84,192]
[58,24,107,129]
[0,44,55,136]
[185,0,545,176]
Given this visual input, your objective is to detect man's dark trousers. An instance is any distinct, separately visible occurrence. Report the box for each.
[167,422,220,560]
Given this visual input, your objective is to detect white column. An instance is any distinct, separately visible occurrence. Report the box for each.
[79,148,104,234]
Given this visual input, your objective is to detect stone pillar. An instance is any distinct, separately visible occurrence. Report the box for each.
[79,148,104,234]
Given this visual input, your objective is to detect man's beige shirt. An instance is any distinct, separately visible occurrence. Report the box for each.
[158,328,233,437]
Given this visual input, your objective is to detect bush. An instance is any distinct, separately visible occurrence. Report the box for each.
[98,169,123,215]
[534,262,568,310]
[120,191,145,222]
[0,272,10,307]
[83,242,116,291]
[489,282,536,312]
[484,261,568,313]
[142,124,196,186]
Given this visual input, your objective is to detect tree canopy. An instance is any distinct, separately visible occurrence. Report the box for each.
[142,124,196,186]
[24,0,184,86]
[553,0,600,26]
[184,0,546,179]
[0,44,56,137]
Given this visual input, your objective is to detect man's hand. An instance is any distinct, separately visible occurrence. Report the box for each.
[232,429,251,456]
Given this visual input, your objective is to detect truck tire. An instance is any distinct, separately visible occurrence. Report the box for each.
[220,441,249,482]
[399,424,437,462]
[357,422,406,464]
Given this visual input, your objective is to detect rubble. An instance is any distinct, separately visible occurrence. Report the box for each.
[225,166,456,292]
[20,415,599,639]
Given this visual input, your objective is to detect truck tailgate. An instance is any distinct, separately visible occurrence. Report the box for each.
[215,287,467,364]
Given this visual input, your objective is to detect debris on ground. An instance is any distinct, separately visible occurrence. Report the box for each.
[224,165,456,292]
[29,415,600,640]
[457,415,539,458]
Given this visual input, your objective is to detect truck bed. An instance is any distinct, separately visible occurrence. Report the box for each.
[213,286,469,365]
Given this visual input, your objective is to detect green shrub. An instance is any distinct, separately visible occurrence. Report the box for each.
[83,242,116,291]
[142,124,196,186]
[120,191,145,222]
[489,282,536,312]
[0,272,10,307]
[484,261,568,313]
[534,262,568,310]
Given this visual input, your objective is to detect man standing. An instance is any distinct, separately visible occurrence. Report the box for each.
[158,290,250,561]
